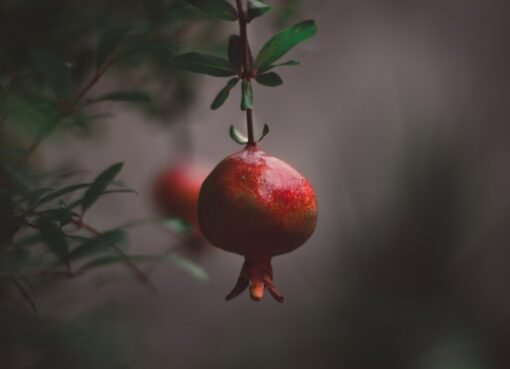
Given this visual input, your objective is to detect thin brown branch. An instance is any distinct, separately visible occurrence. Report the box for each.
[17,55,117,166]
[75,219,159,295]
[235,0,255,145]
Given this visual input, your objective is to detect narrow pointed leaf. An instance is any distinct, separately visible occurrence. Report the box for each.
[257,124,270,142]
[164,218,193,234]
[37,208,78,226]
[255,72,283,87]
[36,218,70,267]
[247,0,272,22]
[211,77,239,110]
[165,254,209,282]
[36,183,93,206]
[228,35,243,72]
[171,52,237,77]
[80,162,124,213]
[185,0,238,21]
[257,60,300,74]
[100,188,139,195]
[255,20,317,69]
[229,125,248,145]
[80,254,208,282]
[96,26,131,68]
[91,90,151,103]
[68,230,125,261]
[241,80,253,111]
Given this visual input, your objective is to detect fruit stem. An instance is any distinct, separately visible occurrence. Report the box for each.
[235,0,255,145]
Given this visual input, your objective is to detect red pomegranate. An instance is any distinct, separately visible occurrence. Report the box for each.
[153,161,209,227]
[198,144,318,302]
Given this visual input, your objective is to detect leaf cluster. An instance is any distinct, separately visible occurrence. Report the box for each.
[171,16,317,111]
[0,162,206,314]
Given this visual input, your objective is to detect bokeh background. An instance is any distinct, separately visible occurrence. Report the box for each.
[2,0,510,368]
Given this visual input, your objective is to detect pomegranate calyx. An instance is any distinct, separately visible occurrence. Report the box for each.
[225,258,284,303]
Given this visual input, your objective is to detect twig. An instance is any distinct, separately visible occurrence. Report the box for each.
[74,219,159,295]
[17,56,117,166]
[235,0,255,144]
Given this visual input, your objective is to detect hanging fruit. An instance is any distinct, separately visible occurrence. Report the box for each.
[172,0,318,302]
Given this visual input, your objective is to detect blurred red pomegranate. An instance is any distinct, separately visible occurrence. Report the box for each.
[198,144,318,302]
[153,160,210,227]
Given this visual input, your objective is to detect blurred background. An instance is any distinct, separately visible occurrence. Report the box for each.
[2,0,510,368]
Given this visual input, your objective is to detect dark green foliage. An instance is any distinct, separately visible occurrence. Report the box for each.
[171,52,237,77]
[255,72,283,86]
[258,123,270,142]
[0,0,225,127]
[211,77,239,109]
[241,79,253,110]
[80,253,208,282]
[80,163,124,213]
[36,218,70,268]
[257,59,300,74]
[164,218,194,234]
[0,0,314,316]
[255,20,317,69]
[68,230,126,262]
[90,90,151,104]
[247,0,272,22]
[229,125,248,144]
[185,0,238,21]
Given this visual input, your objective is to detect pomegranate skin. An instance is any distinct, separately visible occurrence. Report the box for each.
[198,144,318,302]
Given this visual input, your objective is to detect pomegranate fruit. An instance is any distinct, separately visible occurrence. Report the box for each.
[153,161,209,227]
[198,144,318,302]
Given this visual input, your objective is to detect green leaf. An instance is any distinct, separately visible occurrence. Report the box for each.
[65,235,94,243]
[80,253,208,282]
[171,52,237,77]
[229,125,248,145]
[80,163,124,213]
[255,20,317,69]
[241,80,253,111]
[36,183,93,206]
[258,123,270,142]
[165,254,209,282]
[91,90,151,104]
[100,188,139,196]
[37,208,78,226]
[12,187,54,207]
[36,218,70,268]
[164,218,193,234]
[96,26,131,68]
[257,60,300,74]
[68,230,125,261]
[247,0,272,22]
[255,72,283,87]
[30,48,73,98]
[228,35,243,72]
[185,0,238,21]
[211,77,239,110]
